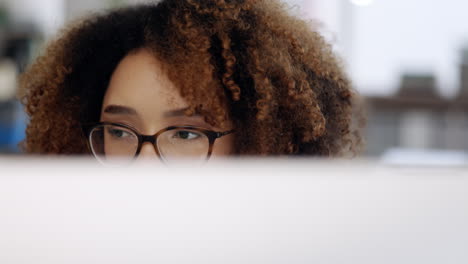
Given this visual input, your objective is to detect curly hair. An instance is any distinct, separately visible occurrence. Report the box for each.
[19,0,362,156]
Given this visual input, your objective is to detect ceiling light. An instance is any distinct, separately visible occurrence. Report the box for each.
[350,0,374,6]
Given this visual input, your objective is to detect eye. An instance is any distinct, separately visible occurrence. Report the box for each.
[173,130,202,140]
[106,127,134,139]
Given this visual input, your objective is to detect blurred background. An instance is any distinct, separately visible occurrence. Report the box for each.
[0,0,467,162]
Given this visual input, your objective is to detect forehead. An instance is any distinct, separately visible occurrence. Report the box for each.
[104,48,188,111]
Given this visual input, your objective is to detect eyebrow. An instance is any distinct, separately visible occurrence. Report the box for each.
[164,107,201,118]
[103,105,201,118]
[103,105,138,115]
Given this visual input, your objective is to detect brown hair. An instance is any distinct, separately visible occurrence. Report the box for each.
[20,0,362,156]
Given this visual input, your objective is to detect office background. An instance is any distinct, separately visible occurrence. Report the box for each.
[1,0,467,160]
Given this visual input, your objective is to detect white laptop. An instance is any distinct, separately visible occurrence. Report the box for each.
[1,158,467,264]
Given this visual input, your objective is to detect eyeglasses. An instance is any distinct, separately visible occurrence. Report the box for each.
[82,122,234,165]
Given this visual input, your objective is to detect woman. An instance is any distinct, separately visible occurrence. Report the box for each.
[20,0,361,164]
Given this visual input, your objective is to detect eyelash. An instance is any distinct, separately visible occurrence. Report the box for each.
[102,121,210,133]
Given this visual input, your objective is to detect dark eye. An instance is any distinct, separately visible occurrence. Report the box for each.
[174,130,201,140]
[107,127,133,139]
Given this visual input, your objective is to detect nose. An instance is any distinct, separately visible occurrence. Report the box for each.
[136,142,162,163]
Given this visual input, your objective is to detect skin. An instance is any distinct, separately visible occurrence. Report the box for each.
[100,48,234,163]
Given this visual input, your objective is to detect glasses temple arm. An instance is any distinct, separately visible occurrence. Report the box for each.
[216,130,235,138]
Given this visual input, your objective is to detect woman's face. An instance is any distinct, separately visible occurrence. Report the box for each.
[99,48,234,163]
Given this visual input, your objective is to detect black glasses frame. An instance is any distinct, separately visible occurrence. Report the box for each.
[81,122,234,163]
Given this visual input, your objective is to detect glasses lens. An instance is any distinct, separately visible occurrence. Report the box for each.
[157,128,210,164]
[89,124,138,165]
